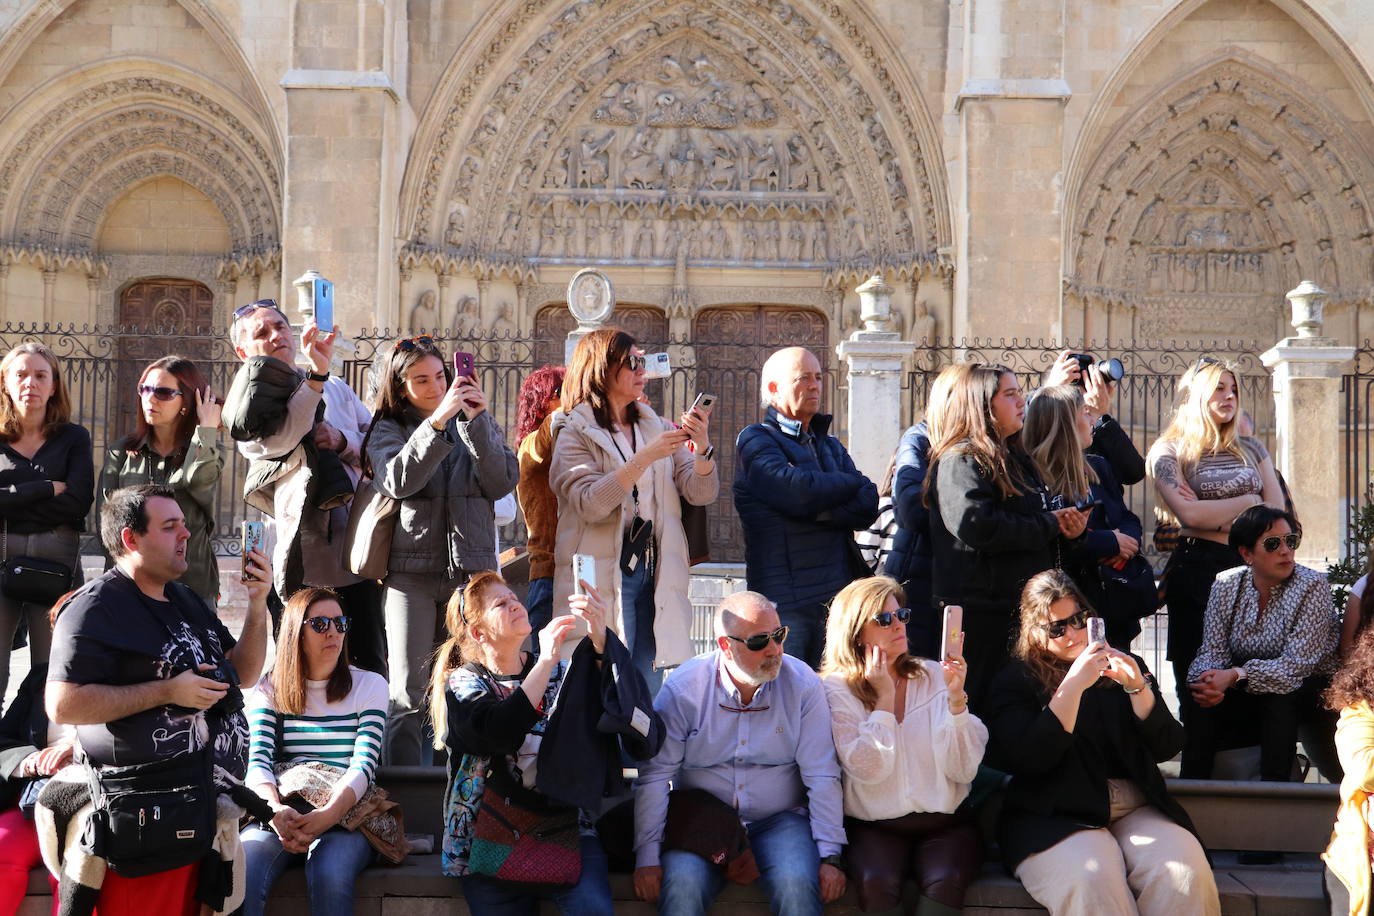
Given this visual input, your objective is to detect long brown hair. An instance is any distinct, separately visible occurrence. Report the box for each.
[269,587,353,716]
[1013,569,1099,695]
[428,570,507,750]
[371,336,450,421]
[1023,384,1096,504]
[0,343,72,441]
[1327,618,1374,710]
[926,362,1023,500]
[119,356,211,466]
[820,576,925,711]
[561,328,639,431]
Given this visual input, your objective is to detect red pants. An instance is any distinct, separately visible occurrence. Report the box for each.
[0,805,57,916]
[96,862,198,916]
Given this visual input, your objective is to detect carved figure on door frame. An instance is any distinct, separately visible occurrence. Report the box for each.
[577,130,614,188]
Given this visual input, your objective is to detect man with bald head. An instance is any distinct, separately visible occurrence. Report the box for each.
[632,591,846,913]
[733,346,878,666]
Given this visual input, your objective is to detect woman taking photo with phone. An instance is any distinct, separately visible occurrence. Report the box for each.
[0,343,92,700]
[1022,384,1148,650]
[241,587,388,916]
[366,336,518,765]
[550,328,717,692]
[820,576,986,916]
[99,355,224,605]
[986,569,1218,916]
[926,363,1088,711]
[1148,359,1282,710]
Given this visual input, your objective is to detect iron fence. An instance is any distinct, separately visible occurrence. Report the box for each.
[1341,345,1374,562]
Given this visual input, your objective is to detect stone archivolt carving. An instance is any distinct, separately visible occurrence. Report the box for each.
[404,0,948,285]
[1067,60,1374,337]
[0,77,280,257]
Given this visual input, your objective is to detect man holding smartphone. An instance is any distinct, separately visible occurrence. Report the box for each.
[733,347,879,668]
[223,299,385,674]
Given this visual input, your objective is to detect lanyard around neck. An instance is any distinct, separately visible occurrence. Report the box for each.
[610,424,642,514]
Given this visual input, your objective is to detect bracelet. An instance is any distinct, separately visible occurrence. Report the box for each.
[305,369,329,382]
[1122,683,1145,694]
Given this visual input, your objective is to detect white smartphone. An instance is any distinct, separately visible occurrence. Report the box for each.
[940,604,962,661]
[643,352,671,379]
[572,553,596,596]
[689,392,717,417]
[1087,616,1107,647]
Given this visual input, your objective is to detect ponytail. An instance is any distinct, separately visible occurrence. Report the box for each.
[427,636,465,751]
[426,570,507,751]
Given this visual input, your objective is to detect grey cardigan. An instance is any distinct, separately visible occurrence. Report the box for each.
[366,409,519,575]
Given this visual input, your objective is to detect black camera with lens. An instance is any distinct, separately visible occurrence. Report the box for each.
[204,658,245,718]
[1069,353,1124,386]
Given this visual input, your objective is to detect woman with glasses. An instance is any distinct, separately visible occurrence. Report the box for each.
[819,576,986,916]
[986,569,1218,916]
[0,343,92,701]
[99,355,223,605]
[550,328,717,692]
[241,587,387,916]
[1147,359,1282,715]
[365,335,518,764]
[926,363,1089,711]
[431,570,614,914]
[1183,505,1340,781]
[515,365,566,634]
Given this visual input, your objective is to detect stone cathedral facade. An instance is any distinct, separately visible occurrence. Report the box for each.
[1,0,1373,353]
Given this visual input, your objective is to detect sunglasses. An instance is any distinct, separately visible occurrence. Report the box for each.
[303,615,350,634]
[1042,608,1093,639]
[138,385,182,402]
[873,607,912,628]
[1260,533,1300,553]
[232,298,284,320]
[623,354,646,372]
[395,335,436,352]
[726,626,789,652]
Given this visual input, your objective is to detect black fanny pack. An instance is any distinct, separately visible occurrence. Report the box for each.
[83,749,217,877]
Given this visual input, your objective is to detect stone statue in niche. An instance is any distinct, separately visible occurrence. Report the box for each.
[585,216,604,258]
[576,130,614,188]
[609,220,624,258]
[705,219,727,259]
[740,220,758,260]
[745,137,781,191]
[786,135,816,191]
[497,209,522,250]
[410,290,439,332]
[624,129,664,188]
[492,301,517,336]
[786,222,804,260]
[562,218,579,258]
[539,215,556,255]
[810,221,830,261]
[452,295,478,336]
[546,147,571,188]
[633,221,656,259]
[445,209,464,248]
[912,299,935,343]
[664,131,699,190]
[764,220,781,260]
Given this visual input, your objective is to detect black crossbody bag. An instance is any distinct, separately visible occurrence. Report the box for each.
[0,522,73,608]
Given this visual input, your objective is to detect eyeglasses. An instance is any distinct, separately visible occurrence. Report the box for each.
[303,615,350,634]
[138,385,182,402]
[232,299,284,320]
[1042,608,1093,639]
[623,354,646,372]
[725,626,789,652]
[1260,533,1301,553]
[872,607,912,628]
[1193,356,1221,374]
[395,335,436,352]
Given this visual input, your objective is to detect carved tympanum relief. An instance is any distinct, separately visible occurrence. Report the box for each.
[1067,61,1374,339]
[406,0,949,285]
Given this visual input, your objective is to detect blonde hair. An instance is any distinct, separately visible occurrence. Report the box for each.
[820,576,925,712]
[1023,385,1096,505]
[922,363,962,444]
[1158,360,1246,474]
[427,570,507,750]
[926,363,1023,500]
[0,343,71,441]
[1013,569,1098,695]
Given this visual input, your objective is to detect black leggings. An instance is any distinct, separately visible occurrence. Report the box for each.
[844,812,982,912]
[1180,674,1334,781]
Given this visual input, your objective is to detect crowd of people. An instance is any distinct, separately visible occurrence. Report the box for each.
[0,304,1365,915]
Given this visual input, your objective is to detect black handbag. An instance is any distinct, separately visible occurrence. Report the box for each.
[620,515,655,578]
[0,523,72,608]
[83,748,217,877]
[1098,552,1161,620]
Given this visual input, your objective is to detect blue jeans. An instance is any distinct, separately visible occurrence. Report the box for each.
[526,576,554,635]
[241,824,374,916]
[618,561,662,695]
[460,834,613,915]
[660,810,821,916]
[777,603,826,670]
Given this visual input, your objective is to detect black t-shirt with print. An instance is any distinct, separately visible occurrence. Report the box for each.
[48,568,248,775]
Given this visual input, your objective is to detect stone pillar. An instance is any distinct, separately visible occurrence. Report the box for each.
[86,274,102,323]
[1260,281,1356,570]
[0,258,10,322]
[837,274,911,482]
[41,267,57,325]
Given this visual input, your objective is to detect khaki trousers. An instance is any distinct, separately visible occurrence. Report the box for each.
[1014,780,1220,916]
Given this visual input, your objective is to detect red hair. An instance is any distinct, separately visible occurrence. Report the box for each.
[516,365,566,442]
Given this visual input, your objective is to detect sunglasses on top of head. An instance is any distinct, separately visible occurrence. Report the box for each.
[303,615,350,634]
[726,626,789,652]
[394,335,436,352]
[232,298,285,321]
[1042,608,1093,640]
[138,385,183,402]
[1260,533,1300,553]
[872,607,912,628]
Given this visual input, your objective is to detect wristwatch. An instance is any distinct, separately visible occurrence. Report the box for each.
[700,444,716,462]
[819,854,845,870]
[305,369,329,382]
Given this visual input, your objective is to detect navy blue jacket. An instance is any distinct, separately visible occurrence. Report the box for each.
[733,408,879,612]
[883,421,934,598]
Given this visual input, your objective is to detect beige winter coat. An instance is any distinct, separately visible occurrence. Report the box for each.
[549,402,718,668]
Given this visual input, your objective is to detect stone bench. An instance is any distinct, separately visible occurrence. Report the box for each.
[18,771,1338,914]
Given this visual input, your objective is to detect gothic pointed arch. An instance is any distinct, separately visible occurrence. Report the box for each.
[1065,55,1374,338]
[399,0,950,286]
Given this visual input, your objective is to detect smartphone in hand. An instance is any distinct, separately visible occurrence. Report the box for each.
[572,553,596,596]
[689,392,717,418]
[940,604,962,661]
[1087,616,1107,648]
[312,278,334,331]
[241,521,265,582]
[452,351,475,380]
